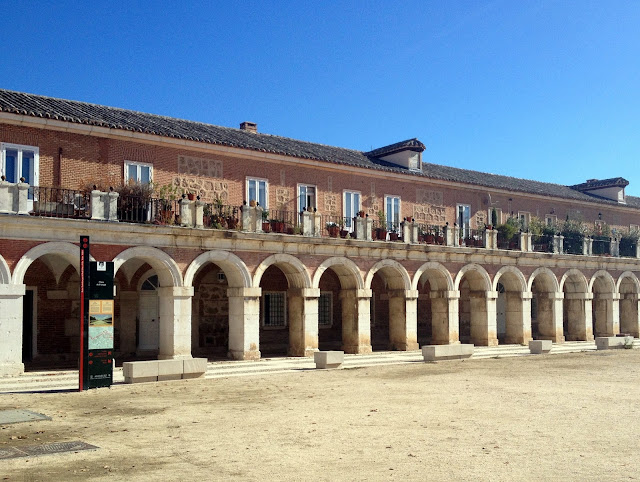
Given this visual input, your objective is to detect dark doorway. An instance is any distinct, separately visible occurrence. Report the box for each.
[22,290,34,362]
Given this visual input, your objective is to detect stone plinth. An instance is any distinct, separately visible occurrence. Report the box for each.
[314,351,344,369]
[422,344,473,361]
[595,336,633,350]
[529,339,552,354]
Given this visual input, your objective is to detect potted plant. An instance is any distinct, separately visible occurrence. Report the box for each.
[375,210,387,241]
[326,221,340,238]
[261,209,270,232]
[155,183,180,224]
[203,203,212,227]
[358,210,366,218]
[389,229,400,241]
[561,218,587,255]
[497,217,520,249]
[116,179,154,223]
[425,227,435,244]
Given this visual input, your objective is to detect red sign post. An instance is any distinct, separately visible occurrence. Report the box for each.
[79,236,90,391]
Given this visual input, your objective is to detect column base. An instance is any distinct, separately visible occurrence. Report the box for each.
[392,342,420,351]
[228,349,261,361]
[474,338,499,347]
[343,344,372,354]
[0,363,25,377]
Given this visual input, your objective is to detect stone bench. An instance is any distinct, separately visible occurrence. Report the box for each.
[529,340,552,354]
[314,351,344,369]
[595,336,634,350]
[422,344,474,361]
[123,358,208,383]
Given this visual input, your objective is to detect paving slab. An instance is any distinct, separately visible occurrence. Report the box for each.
[0,409,51,425]
[0,441,97,460]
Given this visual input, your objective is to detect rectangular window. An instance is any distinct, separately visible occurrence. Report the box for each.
[124,161,152,184]
[318,292,333,327]
[518,212,531,230]
[298,184,316,212]
[545,214,557,227]
[457,204,471,238]
[247,178,268,208]
[262,292,286,328]
[343,191,361,231]
[1,143,39,186]
[385,195,401,231]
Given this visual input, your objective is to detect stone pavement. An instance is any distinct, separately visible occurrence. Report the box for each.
[0,340,630,394]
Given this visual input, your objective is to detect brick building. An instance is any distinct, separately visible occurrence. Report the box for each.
[0,88,639,377]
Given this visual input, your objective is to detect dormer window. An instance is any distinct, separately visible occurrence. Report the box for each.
[365,138,425,171]
[570,177,628,204]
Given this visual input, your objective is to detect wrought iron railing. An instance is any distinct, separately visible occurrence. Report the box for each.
[322,214,351,238]
[417,224,445,245]
[619,238,637,258]
[461,229,485,248]
[203,203,241,230]
[117,196,181,225]
[562,234,584,255]
[497,233,520,250]
[532,234,554,253]
[29,186,91,219]
[592,237,611,256]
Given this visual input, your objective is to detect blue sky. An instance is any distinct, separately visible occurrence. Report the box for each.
[2,1,639,194]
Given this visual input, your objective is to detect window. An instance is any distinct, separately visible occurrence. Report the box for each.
[518,212,531,230]
[124,161,152,184]
[457,204,471,238]
[247,178,268,208]
[1,143,39,186]
[631,224,639,233]
[262,292,286,327]
[318,292,333,327]
[343,191,361,231]
[545,214,557,227]
[385,195,401,231]
[298,184,316,212]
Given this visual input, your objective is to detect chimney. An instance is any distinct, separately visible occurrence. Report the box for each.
[240,121,257,133]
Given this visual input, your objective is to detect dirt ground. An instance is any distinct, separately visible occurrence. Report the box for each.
[1,350,640,481]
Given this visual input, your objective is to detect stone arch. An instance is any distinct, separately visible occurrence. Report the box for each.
[590,270,617,338]
[618,272,640,337]
[0,254,11,284]
[560,269,591,341]
[113,246,183,288]
[312,257,364,290]
[493,266,527,293]
[559,269,588,293]
[253,254,311,289]
[185,250,252,289]
[528,267,559,293]
[12,241,94,285]
[412,262,456,346]
[412,262,454,292]
[364,259,411,291]
[454,264,492,292]
[528,267,562,342]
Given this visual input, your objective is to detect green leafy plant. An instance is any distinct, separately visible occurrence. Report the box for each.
[497,217,520,241]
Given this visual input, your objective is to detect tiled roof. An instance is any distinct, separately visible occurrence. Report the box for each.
[0,88,637,210]
[571,177,629,191]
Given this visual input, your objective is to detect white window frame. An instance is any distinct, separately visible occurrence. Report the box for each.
[124,161,153,184]
[343,190,361,232]
[1,142,39,186]
[298,184,317,213]
[246,177,269,208]
[456,204,471,238]
[545,214,557,227]
[518,211,531,230]
[261,291,287,328]
[318,292,333,328]
[384,195,401,231]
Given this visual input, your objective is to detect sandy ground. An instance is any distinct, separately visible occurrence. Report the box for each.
[1,350,640,481]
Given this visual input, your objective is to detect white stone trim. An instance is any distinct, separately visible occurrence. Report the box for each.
[253,253,311,289]
[113,246,183,287]
[184,250,252,289]
[312,257,364,291]
[412,262,454,292]
[493,266,527,292]
[364,259,411,291]
[453,263,492,291]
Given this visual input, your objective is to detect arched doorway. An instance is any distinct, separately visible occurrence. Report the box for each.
[590,272,617,337]
[494,267,530,345]
[561,270,591,341]
[618,273,640,337]
[413,263,456,346]
[456,265,496,346]
[529,268,563,342]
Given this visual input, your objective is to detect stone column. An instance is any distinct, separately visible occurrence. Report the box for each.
[504,291,532,345]
[593,292,620,337]
[0,284,26,376]
[583,238,593,256]
[288,288,319,356]
[340,289,372,354]
[90,190,105,220]
[156,286,194,360]
[354,216,373,241]
[564,292,594,341]
[179,198,192,227]
[388,289,419,351]
[194,199,205,229]
[619,292,640,337]
[536,291,565,342]
[16,181,29,215]
[469,290,498,346]
[107,190,119,221]
[484,229,497,250]
[0,180,12,214]
[302,211,316,237]
[118,291,138,354]
[444,224,454,246]
[519,232,532,252]
[430,290,460,345]
[241,205,253,232]
[227,287,261,360]
[553,235,564,254]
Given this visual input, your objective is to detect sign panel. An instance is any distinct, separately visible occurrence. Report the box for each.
[86,261,115,389]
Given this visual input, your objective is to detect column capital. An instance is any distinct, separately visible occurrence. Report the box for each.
[157,286,194,298]
[288,288,320,298]
[0,284,26,297]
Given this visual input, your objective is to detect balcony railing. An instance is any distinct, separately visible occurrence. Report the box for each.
[592,236,611,256]
[563,234,584,255]
[461,229,485,248]
[203,203,241,230]
[417,224,445,245]
[497,233,520,250]
[619,238,637,258]
[532,234,554,253]
[29,186,91,219]
[117,196,181,225]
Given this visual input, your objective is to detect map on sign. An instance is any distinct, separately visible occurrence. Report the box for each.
[88,300,114,350]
